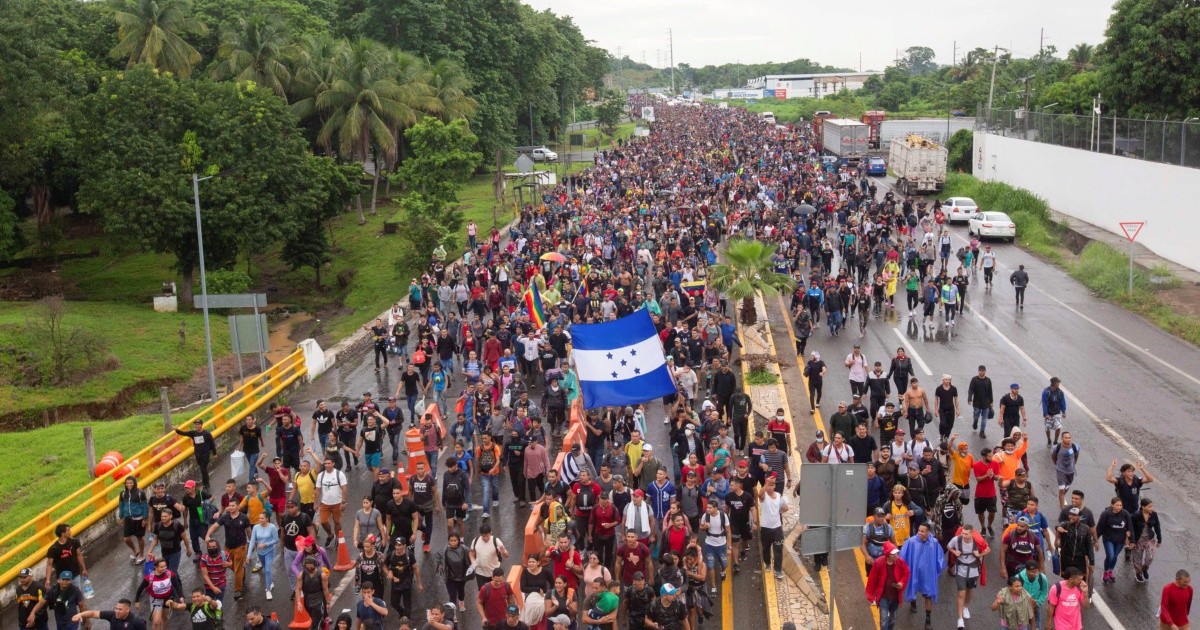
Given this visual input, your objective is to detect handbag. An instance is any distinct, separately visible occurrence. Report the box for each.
[987,407,996,420]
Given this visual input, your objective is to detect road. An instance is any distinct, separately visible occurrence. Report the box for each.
[771,174,1200,630]
[2,335,769,630]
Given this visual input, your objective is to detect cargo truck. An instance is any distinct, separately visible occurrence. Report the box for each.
[821,119,869,164]
[888,135,948,195]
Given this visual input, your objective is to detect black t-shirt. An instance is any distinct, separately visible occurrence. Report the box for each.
[216,513,251,549]
[336,410,359,442]
[1000,394,1024,422]
[149,494,181,520]
[489,623,528,630]
[386,548,417,589]
[44,583,82,626]
[16,582,47,628]
[400,372,422,397]
[371,325,388,347]
[356,551,385,592]
[239,426,263,453]
[312,410,335,436]
[386,499,418,539]
[648,598,687,630]
[410,475,436,511]
[726,492,753,527]
[181,491,212,525]
[360,424,383,455]
[155,520,186,555]
[186,603,220,630]
[47,538,82,574]
[847,434,878,464]
[280,512,313,551]
[99,611,149,630]
[934,385,958,413]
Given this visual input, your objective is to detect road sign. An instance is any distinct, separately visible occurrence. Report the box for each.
[569,134,584,146]
[514,154,535,173]
[796,463,867,527]
[763,89,776,98]
[799,525,863,556]
[193,293,267,309]
[228,314,268,355]
[775,89,787,100]
[1119,221,1144,242]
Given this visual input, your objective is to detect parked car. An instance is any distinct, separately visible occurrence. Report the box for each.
[866,156,887,176]
[530,147,558,162]
[968,211,1017,241]
[943,196,979,223]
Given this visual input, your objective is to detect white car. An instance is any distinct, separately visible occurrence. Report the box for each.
[943,197,979,223]
[968,211,1017,241]
[530,147,558,162]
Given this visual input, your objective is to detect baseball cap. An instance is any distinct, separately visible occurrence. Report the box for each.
[660,583,678,596]
[1069,507,1082,516]
[643,444,653,451]
[874,507,886,516]
[852,393,861,399]
[506,605,520,616]
[815,430,825,439]
[379,468,390,474]
[549,615,572,626]
[632,571,645,581]
[1016,516,1032,525]
[184,480,196,489]
[1010,383,1020,389]
[895,429,905,436]
[58,571,74,580]
[19,568,31,577]
[633,489,645,497]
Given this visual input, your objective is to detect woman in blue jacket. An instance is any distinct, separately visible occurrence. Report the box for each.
[118,476,150,563]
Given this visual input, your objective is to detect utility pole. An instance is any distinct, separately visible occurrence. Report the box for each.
[985,45,1005,124]
[1040,28,1045,57]
[668,29,675,94]
[858,53,862,72]
[952,41,957,66]
[1021,75,1033,137]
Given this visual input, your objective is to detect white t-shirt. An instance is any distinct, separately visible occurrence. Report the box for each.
[316,469,347,505]
[701,511,728,547]
[759,492,788,529]
[471,535,506,577]
[822,444,853,463]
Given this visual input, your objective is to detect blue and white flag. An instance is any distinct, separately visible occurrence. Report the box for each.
[571,310,676,409]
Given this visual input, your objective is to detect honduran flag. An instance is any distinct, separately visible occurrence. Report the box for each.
[524,285,547,328]
[571,310,676,409]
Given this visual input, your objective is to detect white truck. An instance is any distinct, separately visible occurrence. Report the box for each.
[821,118,869,164]
[888,135,948,195]
[515,145,558,162]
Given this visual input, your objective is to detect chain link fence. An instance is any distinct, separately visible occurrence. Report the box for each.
[978,109,1200,169]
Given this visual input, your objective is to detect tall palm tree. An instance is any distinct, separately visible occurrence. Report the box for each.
[211,13,292,98]
[315,39,413,222]
[949,47,991,83]
[707,239,795,326]
[289,34,346,139]
[1067,43,1095,73]
[426,59,478,123]
[108,0,207,77]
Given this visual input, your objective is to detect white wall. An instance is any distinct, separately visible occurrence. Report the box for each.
[974,131,1200,272]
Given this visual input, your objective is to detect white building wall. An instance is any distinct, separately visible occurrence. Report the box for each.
[974,131,1200,271]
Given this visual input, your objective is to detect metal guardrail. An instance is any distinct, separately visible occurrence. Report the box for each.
[0,348,309,588]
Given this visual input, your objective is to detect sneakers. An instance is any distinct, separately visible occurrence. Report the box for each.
[963,607,970,620]
[774,570,784,579]
[719,570,726,581]
[710,586,717,596]
[266,591,273,601]
[957,618,965,628]
[910,601,917,612]
[732,563,741,575]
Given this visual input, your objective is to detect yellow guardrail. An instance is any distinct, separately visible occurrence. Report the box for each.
[0,347,309,588]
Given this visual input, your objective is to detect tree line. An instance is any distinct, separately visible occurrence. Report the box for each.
[0,0,608,300]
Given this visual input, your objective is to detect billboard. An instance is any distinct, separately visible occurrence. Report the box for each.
[763,89,776,98]
[713,89,764,100]
[775,89,787,100]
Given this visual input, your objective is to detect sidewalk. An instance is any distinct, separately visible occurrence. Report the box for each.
[1052,208,1200,284]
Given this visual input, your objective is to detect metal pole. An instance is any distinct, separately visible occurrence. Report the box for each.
[1129,237,1135,297]
[827,465,838,630]
[253,304,266,373]
[193,173,218,404]
[84,426,96,476]
[985,46,1001,124]
[1162,116,1168,161]
[161,386,172,433]
[1112,115,1117,155]
[529,102,535,146]
[232,318,245,384]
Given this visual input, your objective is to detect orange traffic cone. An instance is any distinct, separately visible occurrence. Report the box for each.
[289,593,312,629]
[333,530,355,571]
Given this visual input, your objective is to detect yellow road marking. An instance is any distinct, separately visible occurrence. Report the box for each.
[722,561,734,630]
[775,293,880,630]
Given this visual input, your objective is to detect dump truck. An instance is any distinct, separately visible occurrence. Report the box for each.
[888,134,948,195]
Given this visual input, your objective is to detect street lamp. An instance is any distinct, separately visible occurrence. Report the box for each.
[1182,117,1198,167]
[190,169,236,404]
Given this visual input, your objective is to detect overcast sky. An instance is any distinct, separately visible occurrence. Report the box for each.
[522,0,1112,73]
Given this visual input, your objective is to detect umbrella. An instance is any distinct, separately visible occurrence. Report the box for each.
[796,204,817,216]
[540,252,568,263]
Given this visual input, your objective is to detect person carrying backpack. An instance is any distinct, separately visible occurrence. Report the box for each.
[166,590,221,630]
[699,501,730,597]
[1050,432,1080,508]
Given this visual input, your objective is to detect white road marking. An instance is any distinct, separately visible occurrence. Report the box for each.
[891,327,934,375]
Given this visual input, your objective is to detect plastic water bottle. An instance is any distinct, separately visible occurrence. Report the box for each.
[82,578,95,599]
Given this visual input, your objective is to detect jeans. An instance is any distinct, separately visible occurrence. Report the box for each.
[481,475,500,514]
[284,548,299,590]
[244,450,261,483]
[760,526,783,572]
[878,597,899,630]
[1103,539,1122,571]
[425,451,440,479]
[972,406,989,434]
[163,550,182,574]
[389,433,403,465]
[188,521,207,560]
[406,396,420,423]
[257,545,276,590]
[828,310,843,334]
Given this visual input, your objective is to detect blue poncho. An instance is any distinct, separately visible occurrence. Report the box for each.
[899,534,947,602]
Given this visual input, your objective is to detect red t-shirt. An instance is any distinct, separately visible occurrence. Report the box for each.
[617,543,650,584]
[1161,583,1194,626]
[972,460,1000,499]
[571,482,601,517]
[550,547,581,589]
[264,467,290,500]
[477,581,513,625]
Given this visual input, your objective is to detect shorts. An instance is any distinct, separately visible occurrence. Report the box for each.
[150,598,167,612]
[974,496,997,515]
[124,518,146,537]
[730,522,753,542]
[270,496,286,516]
[704,543,728,569]
[1056,471,1075,489]
[282,451,301,470]
[955,575,979,591]
[444,506,466,521]
[1044,414,1063,432]
[662,393,678,405]
[364,452,382,469]
[319,502,344,525]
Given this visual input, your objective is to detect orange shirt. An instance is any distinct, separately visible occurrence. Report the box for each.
[995,439,1029,482]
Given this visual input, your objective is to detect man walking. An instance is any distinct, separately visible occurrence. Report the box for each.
[175,419,217,489]
[1041,377,1067,447]
[966,365,993,439]
[1009,264,1029,309]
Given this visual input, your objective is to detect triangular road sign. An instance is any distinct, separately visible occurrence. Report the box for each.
[1119,221,1144,242]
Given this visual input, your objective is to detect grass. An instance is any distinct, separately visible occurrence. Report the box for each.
[941,172,1200,346]
[0,411,195,548]
[745,368,780,386]
[0,301,228,425]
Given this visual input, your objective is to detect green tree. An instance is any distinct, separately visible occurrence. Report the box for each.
[211,13,293,98]
[426,59,478,123]
[946,128,973,172]
[877,82,911,111]
[280,156,360,286]
[1099,0,1200,117]
[596,91,624,135]
[707,239,795,326]
[191,0,329,62]
[1066,43,1096,73]
[901,46,937,76]
[393,118,482,234]
[1038,71,1100,114]
[0,190,21,262]
[108,0,208,77]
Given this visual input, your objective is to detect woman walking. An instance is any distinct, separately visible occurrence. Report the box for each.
[990,575,1036,630]
[1096,497,1132,583]
[1131,497,1162,583]
[248,512,280,600]
[119,476,150,564]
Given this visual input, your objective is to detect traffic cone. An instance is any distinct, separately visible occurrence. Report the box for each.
[288,593,312,629]
[333,530,355,571]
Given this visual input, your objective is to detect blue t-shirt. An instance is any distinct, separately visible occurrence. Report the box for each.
[356,597,387,629]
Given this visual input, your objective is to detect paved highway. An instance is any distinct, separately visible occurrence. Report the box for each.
[2,335,771,629]
[773,174,1200,630]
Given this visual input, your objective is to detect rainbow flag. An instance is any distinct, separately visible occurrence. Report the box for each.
[524,285,547,328]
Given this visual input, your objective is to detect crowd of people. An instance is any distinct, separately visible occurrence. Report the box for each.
[15,97,1193,630]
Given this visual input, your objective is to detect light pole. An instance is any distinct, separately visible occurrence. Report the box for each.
[192,172,218,404]
[1182,117,1197,166]
[985,46,1008,126]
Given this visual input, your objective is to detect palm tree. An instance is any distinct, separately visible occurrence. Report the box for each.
[1067,43,1095,73]
[289,34,346,138]
[211,13,292,98]
[707,239,795,326]
[426,59,478,123]
[949,48,991,83]
[108,0,207,77]
[315,38,414,223]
